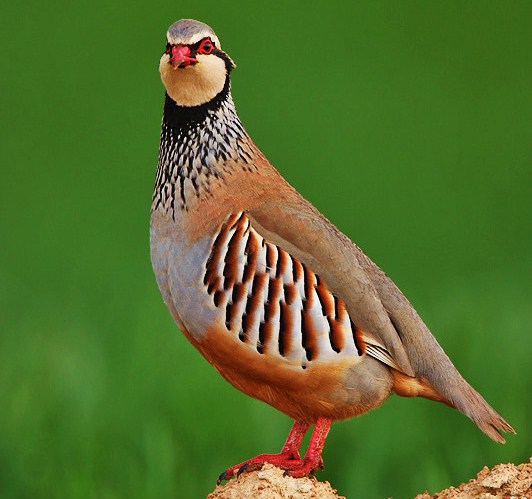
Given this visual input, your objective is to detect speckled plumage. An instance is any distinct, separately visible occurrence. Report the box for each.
[152,93,255,216]
[150,18,514,480]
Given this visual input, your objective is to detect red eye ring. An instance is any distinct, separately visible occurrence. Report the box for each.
[198,38,214,55]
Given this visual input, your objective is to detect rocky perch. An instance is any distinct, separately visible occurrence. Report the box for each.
[208,464,345,499]
[208,459,531,498]
[416,458,532,499]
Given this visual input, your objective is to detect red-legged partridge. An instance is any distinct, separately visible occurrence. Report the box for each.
[150,19,514,481]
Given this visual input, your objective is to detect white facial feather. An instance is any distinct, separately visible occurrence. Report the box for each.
[159,53,227,107]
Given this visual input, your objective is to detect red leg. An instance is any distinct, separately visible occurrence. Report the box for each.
[217,420,310,483]
[280,420,309,458]
[286,417,331,478]
[217,418,332,483]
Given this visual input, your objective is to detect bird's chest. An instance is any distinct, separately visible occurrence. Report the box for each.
[150,213,221,339]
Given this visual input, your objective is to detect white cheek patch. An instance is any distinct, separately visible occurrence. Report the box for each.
[160,53,227,107]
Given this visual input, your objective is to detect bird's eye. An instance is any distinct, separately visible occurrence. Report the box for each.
[165,43,171,54]
[198,38,214,54]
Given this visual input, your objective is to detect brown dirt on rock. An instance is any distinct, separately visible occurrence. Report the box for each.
[415,458,532,499]
[207,459,531,498]
[207,463,345,499]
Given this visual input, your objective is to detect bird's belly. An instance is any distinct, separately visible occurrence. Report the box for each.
[195,325,393,423]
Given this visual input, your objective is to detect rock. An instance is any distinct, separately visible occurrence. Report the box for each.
[207,463,345,499]
[208,458,531,498]
[414,458,532,499]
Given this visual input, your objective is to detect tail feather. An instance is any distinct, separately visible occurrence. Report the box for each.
[391,311,515,443]
[359,257,515,443]
[446,375,515,443]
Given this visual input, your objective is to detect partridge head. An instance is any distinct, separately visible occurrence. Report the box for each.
[159,19,234,108]
[150,19,514,482]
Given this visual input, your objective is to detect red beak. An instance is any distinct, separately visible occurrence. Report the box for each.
[170,45,198,69]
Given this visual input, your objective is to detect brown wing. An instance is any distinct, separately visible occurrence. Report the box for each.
[246,190,415,377]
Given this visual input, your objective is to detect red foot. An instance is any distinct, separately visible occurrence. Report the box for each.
[217,418,331,483]
[217,451,301,483]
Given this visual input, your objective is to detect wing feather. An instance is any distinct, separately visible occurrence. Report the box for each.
[247,193,415,377]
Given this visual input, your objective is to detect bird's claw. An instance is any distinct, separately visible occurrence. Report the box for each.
[217,462,251,485]
[216,471,227,485]
[237,463,249,476]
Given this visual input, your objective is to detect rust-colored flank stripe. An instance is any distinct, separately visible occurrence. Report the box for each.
[244,273,268,336]
[276,248,288,279]
[316,280,334,317]
[353,322,364,356]
[283,283,297,306]
[301,309,314,361]
[294,259,304,282]
[278,300,286,356]
[223,219,246,290]
[226,282,247,329]
[204,232,225,287]
[204,212,238,289]
[328,316,344,353]
[257,321,265,353]
[243,233,259,282]
[266,243,275,271]
[265,277,281,322]
[261,316,276,355]
[302,263,313,311]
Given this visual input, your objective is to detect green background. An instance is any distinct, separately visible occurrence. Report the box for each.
[1,1,530,497]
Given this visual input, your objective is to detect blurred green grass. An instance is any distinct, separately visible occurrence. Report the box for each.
[1,1,530,498]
